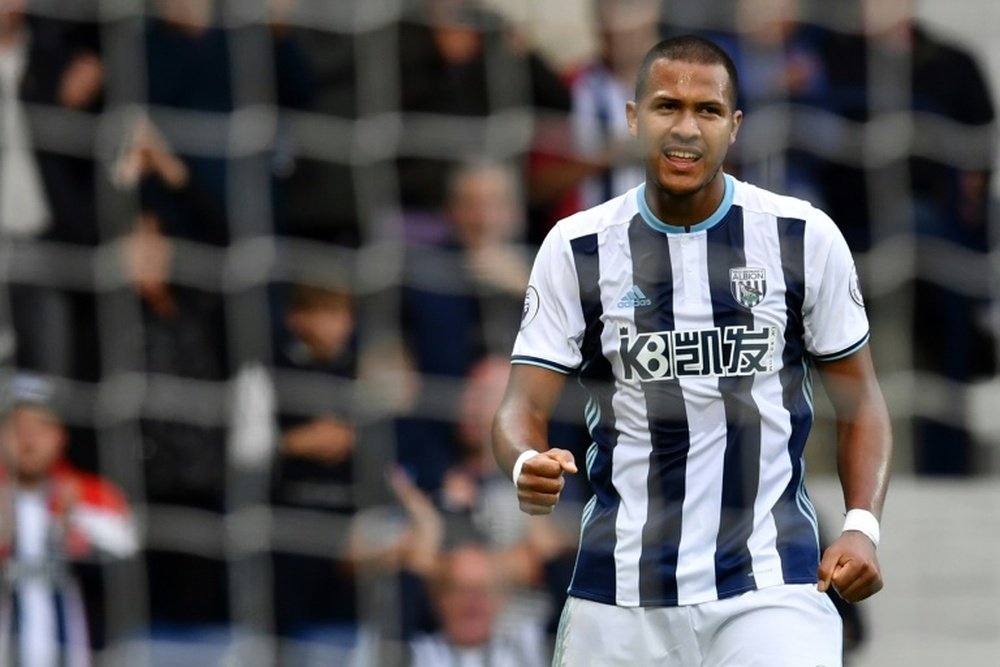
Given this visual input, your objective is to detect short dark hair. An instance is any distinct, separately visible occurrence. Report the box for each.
[289,283,353,312]
[634,34,740,108]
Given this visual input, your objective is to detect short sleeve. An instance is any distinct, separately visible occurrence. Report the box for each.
[802,211,870,361]
[511,225,585,373]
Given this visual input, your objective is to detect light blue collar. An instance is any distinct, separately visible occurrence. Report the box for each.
[637,173,734,234]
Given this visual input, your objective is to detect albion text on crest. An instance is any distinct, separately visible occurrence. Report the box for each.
[730,267,767,309]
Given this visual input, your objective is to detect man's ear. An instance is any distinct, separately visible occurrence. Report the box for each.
[626,100,638,138]
[730,109,743,144]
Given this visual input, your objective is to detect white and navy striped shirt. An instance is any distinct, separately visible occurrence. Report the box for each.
[512,174,869,607]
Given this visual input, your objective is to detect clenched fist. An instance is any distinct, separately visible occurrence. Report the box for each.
[515,448,577,515]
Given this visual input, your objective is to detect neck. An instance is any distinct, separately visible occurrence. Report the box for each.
[645,172,726,230]
[0,24,23,51]
[15,475,45,490]
[306,343,342,364]
[871,21,913,50]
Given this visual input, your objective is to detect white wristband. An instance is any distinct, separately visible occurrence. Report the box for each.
[842,509,880,548]
[512,449,540,485]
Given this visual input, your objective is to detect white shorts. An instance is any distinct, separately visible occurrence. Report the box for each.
[552,584,842,667]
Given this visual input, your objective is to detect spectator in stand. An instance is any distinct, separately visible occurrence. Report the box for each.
[111,115,229,508]
[395,0,571,219]
[144,0,315,236]
[858,0,996,475]
[408,542,549,667]
[397,161,532,493]
[345,464,446,665]
[0,0,103,377]
[439,356,580,641]
[273,8,364,247]
[0,373,138,665]
[694,0,837,204]
[269,281,360,651]
[346,466,550,667]
[562,0,657,213]
[110,115,232,630]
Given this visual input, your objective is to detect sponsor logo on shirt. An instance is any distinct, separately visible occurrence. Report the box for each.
[619,325,777,380]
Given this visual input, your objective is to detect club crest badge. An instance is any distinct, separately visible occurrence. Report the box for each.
[520,285,540,329]
[730,267,767,309]
[849,264,865,307]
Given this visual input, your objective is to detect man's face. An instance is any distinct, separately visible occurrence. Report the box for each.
[597,0,660,74]
[155,0,214,33]
[1,406,66,486]
[0,0,26,35]
[448,167,520,249]
[862,0,913,36]
[434,547,503,648]
[287,294,355,362]
[627,58,742,198]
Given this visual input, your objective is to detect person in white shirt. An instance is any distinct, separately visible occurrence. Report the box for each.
[493,34,892,666]
[569,0,659,210]
[0,0,104,375]
[408,542,548,667]
[0,374,138,667]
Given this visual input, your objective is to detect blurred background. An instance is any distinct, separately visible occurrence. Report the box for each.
[0,0,996,665]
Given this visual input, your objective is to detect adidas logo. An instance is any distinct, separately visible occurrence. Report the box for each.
[617,285,652,308]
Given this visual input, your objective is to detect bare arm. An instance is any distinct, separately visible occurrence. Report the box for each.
[819,345,892,518]
[815,345,893,602]
[492,364,578,515]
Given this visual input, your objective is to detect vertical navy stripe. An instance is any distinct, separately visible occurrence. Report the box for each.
[568,233,619,602]
[54,589,67,666]
[10,590,19,645]
[706,208,762,598]
[2,595,11,667]
[629,217,688,605]
[773,217,820,579]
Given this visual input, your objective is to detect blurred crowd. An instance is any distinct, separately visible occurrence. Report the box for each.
[0,0,994,664]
